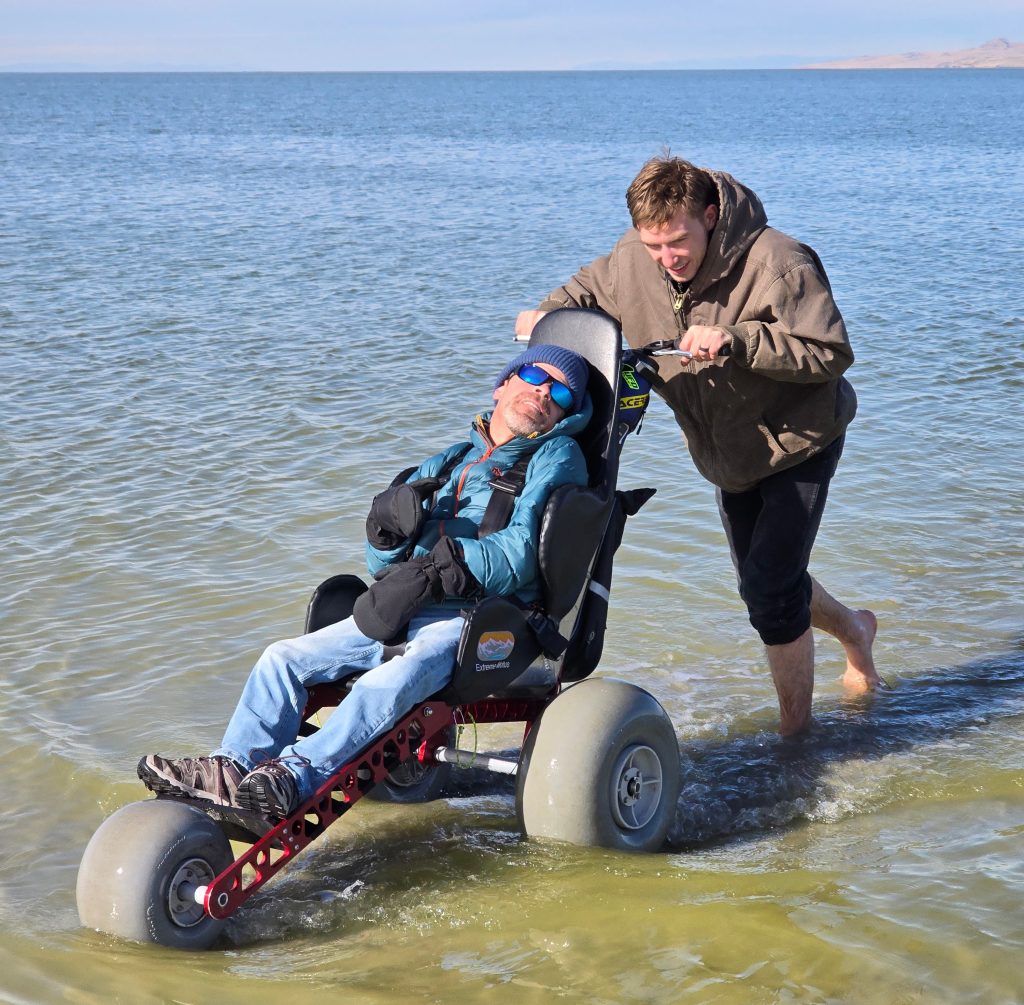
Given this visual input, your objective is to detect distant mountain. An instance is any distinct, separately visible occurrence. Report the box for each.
[803,37,1024,69]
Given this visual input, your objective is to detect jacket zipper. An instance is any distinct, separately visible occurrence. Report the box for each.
[666,281,718,478]
[668,275,691,334]
[451,444,496,519]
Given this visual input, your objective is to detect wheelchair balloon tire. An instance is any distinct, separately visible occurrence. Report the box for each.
[76,799,233,949]
[515,677,680,852]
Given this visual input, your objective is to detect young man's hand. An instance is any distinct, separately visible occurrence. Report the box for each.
[678,325,732,361]
[514,309,548,341]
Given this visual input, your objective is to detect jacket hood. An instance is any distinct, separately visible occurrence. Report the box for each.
[691,170,768,294]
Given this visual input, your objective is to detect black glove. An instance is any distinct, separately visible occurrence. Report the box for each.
[428,535,481,601]
[365,477,442,550]
[353,555,442,643]
[352,537,482,643]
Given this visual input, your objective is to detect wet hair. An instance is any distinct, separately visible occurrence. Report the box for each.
[625,155,719,229]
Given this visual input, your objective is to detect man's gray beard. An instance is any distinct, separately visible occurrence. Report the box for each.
[504,411,548,438]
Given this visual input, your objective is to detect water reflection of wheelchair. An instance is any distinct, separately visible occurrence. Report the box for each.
[76,308,680,950]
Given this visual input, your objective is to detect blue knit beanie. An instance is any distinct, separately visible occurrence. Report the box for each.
[493,344,589,414]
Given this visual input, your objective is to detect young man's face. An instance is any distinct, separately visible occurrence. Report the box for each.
[493,363,569,439]
[637,204,718,283]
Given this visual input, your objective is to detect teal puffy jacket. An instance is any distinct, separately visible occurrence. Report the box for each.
[365,398,592,606]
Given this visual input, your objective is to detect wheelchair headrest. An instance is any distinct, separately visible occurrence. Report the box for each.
[529,309,623,492]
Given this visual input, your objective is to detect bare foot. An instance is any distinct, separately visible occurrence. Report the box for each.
[840,609,885,692]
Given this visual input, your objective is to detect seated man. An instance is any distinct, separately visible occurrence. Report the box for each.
[138,345,592,819]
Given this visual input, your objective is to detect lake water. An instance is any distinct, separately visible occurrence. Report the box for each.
[1,70,1022,1004]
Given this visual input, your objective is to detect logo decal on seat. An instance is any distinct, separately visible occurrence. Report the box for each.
[477,631,515,662]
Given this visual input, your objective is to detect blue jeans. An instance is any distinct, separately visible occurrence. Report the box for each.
[213,609,464,800]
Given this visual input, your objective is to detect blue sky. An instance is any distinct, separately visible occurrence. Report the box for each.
[2,0,1022,71]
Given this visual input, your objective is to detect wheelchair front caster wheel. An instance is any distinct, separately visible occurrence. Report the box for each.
[77,799,233,949]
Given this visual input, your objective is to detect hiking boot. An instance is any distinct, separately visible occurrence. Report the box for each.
[137,754,244,807]
[235,760,300,819]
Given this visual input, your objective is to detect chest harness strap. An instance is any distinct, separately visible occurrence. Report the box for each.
[392,446,532,538]
[478,455,532,538]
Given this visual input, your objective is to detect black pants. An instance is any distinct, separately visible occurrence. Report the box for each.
[716,435,844,646]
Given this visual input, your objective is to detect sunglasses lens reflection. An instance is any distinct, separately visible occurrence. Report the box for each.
[516,364,573,410]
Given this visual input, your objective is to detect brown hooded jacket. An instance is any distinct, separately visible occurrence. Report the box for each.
[538,171,857,493]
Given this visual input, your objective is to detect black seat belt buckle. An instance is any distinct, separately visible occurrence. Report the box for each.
[526,608,569,659]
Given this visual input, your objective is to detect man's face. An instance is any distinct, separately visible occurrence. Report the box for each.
[493,363,569,439]
[637,204,718,283]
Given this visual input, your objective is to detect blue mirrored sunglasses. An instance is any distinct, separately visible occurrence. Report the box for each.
[515,363,575,412]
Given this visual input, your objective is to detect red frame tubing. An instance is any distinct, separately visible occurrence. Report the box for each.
[200,692,553,922]
[203,702,455,920]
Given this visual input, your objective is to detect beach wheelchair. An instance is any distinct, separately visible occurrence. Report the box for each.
[76,308,681,950]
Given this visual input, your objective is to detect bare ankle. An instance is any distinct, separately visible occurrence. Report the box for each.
[766,629,814,736]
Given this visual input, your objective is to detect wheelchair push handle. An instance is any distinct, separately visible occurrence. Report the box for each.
[640,337,732,361]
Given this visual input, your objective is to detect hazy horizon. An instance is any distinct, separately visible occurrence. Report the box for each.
[2,0,1022,73]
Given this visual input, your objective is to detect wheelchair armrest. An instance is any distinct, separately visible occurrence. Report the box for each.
[304,574,369,634]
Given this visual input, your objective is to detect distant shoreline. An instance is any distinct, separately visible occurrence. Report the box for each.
[3,42,1024,75]
[2,67,1023,75]
[802,37,1024,70]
